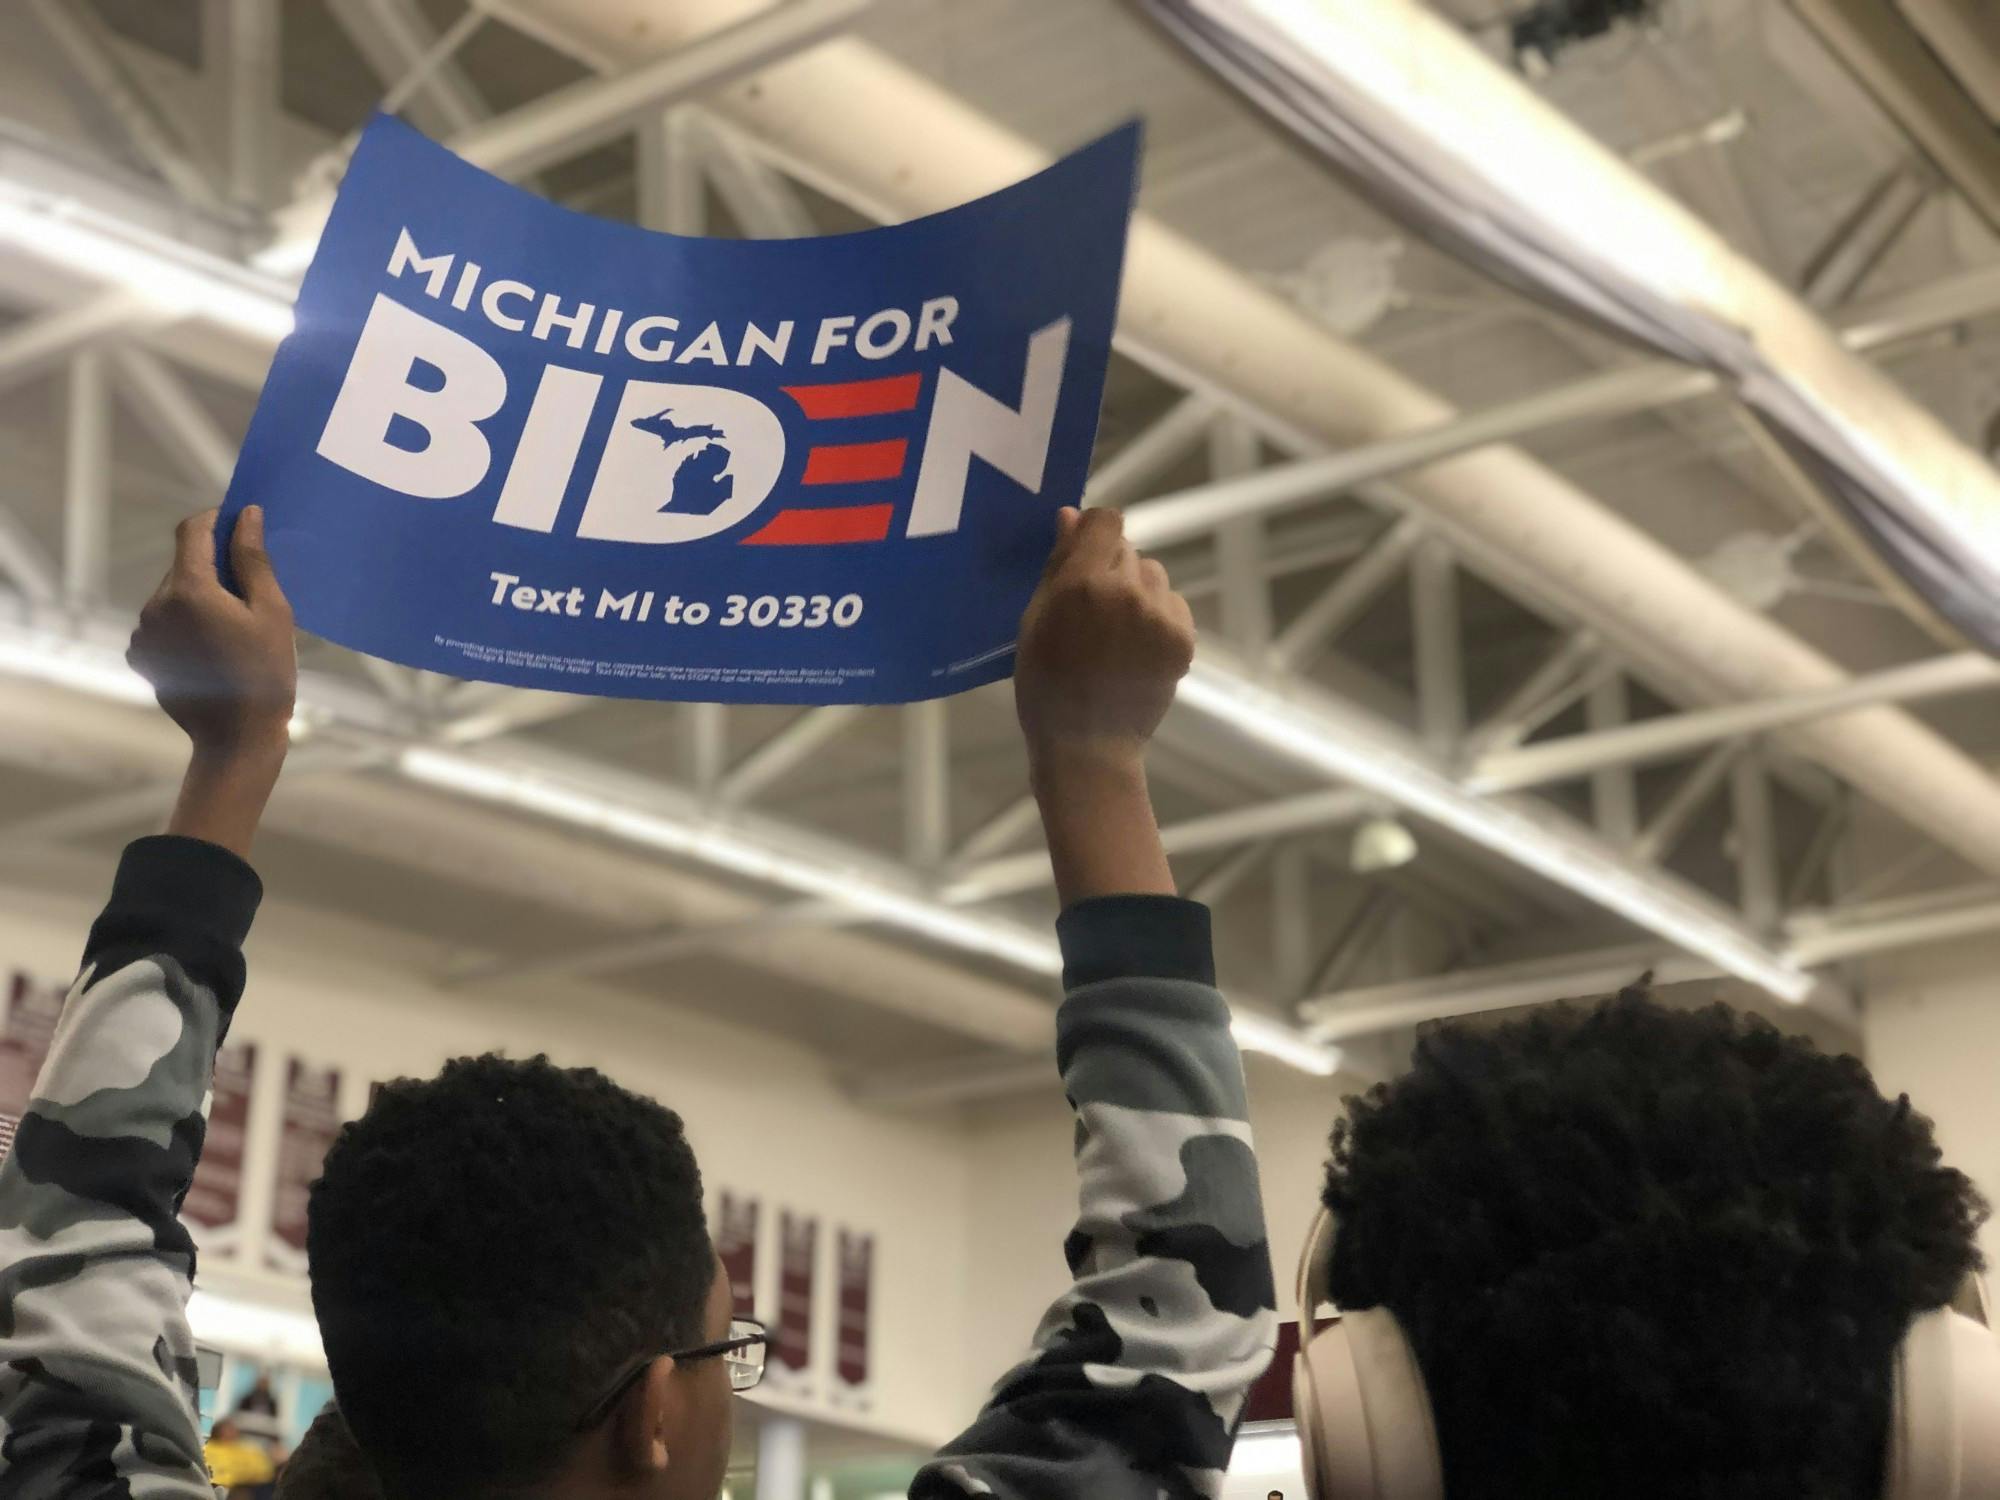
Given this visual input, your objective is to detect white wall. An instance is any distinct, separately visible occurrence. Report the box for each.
[1861,937,2000,1270]
[0,861,971,1449]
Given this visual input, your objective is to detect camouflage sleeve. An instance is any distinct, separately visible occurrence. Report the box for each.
[0,834,262,1497]
[913,896,1278,1500]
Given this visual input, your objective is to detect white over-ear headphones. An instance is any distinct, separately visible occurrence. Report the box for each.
[1293,1207,2000,1500]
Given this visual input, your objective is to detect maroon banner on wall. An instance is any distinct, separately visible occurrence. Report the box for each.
[266,1057,343,1274]
[186,1042,257,1254]
[0,972,66,1159]
[717,1192,759,1320]
[774,1210,818,1381]
[1243,1319,1334,1424]
[835,1228,874,1398]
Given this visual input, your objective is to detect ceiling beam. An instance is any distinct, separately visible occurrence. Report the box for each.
[944,785,1373,904]
[1788,0,2000,236]
[0,293,156,399]
[325,0,492,139]
[1304,944,1729,1041]
[1084,392,1215,511]
[266,0,874,262]
[209,0,280,208]
[1468,651,2000,792]
[717,704,865,806]
[109,345,236,491]
[1175,649,1814,1001]
[23,0,224,211]
[62,348,111,609]
[1306,873,2000,1043]
[1268,515,1421,673]
[1118,264,2000,553]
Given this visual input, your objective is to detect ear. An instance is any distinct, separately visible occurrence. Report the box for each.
[613,1357,682,1477]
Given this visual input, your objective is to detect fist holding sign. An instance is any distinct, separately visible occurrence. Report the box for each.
[225,115,1137,703]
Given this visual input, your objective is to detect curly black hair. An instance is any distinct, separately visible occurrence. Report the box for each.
[274,1405,382,1500]
[307,1054,712,1500]
[1321,986,1987,1500]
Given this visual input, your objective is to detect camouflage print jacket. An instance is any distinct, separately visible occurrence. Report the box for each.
[0,836,261,1498]
[913,895,1280,1500]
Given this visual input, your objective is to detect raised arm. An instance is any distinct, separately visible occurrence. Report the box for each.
[914,509,1279,1500]
[0,508,295,1496]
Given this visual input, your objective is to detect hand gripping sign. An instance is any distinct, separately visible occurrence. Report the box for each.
[222,115,1138,704]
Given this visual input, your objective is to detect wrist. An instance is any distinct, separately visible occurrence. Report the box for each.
[171,732,289,861]
[187,722,292,773]
[1027,737,1147,795]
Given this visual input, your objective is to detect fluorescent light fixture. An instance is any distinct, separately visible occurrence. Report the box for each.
[0,627,155,706]
[398,746,1065,974]
[0,625,313,739]
[1230,1009,1340,1076]
[187,1288,326,1367]
[0,183,294,344]
[1229,1425,1306,1478]
[397,746,1344,1075]
[1177,660,1818,1004]
[251,221,318,279]
[1350,813,1417,873]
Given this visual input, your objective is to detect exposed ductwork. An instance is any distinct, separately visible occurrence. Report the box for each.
[494,0,2000,881]
[1140,0,2000,653]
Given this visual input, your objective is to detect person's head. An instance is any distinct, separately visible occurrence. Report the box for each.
[210,1417,242,1445]
[1268,1490,1285,1499]
[307,1054,730,1500]
[275,1406,385,1500]
[1318,985,1988,1500]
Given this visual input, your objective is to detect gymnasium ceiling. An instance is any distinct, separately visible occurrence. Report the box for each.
[0,0,1994,1100]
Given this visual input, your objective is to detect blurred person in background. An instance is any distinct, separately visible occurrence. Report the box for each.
[236,1374,280,1419]
[204,1415,277,1494]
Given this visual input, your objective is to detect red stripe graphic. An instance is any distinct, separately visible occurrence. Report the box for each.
[783,373,922,419]
[803,440,907,485]
[744,505,895,546]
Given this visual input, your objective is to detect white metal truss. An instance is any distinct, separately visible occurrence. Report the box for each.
[3,3,2000,1105]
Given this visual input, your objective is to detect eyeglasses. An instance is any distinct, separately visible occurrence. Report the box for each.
[575,1318,771,1431]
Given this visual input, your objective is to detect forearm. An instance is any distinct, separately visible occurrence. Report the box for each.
[914,900,1278,1500]
[167,734,287,860]
[0,836,261,1497]
[1030,745,1174,906]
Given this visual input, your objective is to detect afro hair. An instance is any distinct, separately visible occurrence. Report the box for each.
[1321,986,1987,1500]
[274,1405,382,1500]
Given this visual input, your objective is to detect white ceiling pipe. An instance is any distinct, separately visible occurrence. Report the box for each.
[489,0,2000,882]
[944,785,1374,903]
[1306,949,1730,1043]
[1142,0,2000,649]
[264,0,873,265]
[1117,258,2000,550]
[1305,876,2000,1043]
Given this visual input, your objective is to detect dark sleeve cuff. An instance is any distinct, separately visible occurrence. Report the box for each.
[1057,895,1214,990]
[83,835,264,1015]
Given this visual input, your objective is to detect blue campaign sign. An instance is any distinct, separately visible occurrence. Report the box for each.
[223,114,1138,703]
